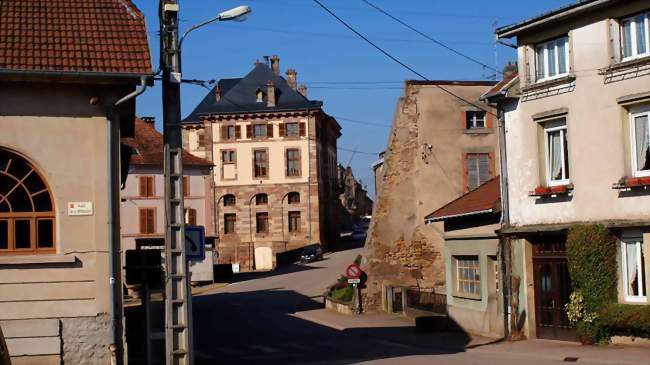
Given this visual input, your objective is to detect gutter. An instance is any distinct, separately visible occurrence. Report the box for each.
[424,209,493,224]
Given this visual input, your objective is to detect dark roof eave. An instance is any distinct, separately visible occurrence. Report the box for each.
[425,209,494,223]
[196,104,324,118]
[0,68,153,84]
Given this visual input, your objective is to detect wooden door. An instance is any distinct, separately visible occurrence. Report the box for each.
[533,257,574,341]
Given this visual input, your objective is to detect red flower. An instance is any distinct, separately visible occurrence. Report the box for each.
[551,185,567,193]
[534,186,551,195]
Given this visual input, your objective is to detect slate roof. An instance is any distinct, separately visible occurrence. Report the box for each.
[425,177,501,222]
[122,118,213,168]
[0,0,152,75]
[183,63,322,123]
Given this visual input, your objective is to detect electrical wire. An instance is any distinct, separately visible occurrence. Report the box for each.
[312,0,498,118]
[360,0,501,76]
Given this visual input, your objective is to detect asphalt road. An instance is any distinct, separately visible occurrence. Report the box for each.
[189,242,613,365]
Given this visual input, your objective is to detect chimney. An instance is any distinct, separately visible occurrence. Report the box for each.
[254,59,261,66]
[267,80,276,107]
[285,69,297,90]
[298,84,307,98]
[215,84,222,102]
[270,55,280,75]
[141,117,155,124]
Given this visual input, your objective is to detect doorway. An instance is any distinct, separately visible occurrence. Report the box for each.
[532,235,575,341]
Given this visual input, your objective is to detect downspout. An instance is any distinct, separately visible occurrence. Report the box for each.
[109,76,147,364]
[496,104,512,339]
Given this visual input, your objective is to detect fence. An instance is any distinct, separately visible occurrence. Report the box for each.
[405,287,447,315]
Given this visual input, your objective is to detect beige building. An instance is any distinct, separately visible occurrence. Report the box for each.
[493,0,650,341]
[121,118,215,284]
[183,56,341,270]
[362,80,498,312]
[0,1,151,364]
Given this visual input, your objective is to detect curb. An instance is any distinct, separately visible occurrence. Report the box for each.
[291,311,347,331]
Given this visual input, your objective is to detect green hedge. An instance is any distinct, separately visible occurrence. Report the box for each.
[600,304,650,339]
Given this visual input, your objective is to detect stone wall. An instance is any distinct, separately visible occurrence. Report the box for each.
[61,314,111,365]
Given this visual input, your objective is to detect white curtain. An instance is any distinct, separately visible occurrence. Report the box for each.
[550,131,562,180]
[622,20,633,58]
[636,15,646,55]
[636,115,649,171]
[626,242,638,296]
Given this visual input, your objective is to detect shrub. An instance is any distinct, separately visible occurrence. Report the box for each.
[600,304,650,339]
[330,285,354,302]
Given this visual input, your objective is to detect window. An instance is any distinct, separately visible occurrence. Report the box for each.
[223,194,236,207]
[287,192,300,204]
[182,176,190,197]
[224,213,236,234]
[139,176,154,197]
[544,121,570,186]
[535,36,569,81]
[255,193,268,205]
[256,89,264,103]
[621,238,646,302]
[256,212,269,233]
[285,122,299,137]
[0,148,55,254]
[621,12,649,60]
[221,150,236,164]
[630,108,650,177]
[253,124,267,139]
[139,208,156,234]
[288,211,300,233]
[465,153,490,191]
[224,125,236,140]
[466,111,486,129]
[454,256,481,298]
[286,149,301,177]
[197,130,205,148]
[253,149,268,178]
[185,208,197,226]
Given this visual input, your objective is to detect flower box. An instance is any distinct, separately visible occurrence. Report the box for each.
[551,185,567,193]
[530,184,572,197]
[534,186,551,195]
[625,178,641,186]
[639,177,650,185]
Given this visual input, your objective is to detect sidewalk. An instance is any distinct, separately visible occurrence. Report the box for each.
[293,308,650,365]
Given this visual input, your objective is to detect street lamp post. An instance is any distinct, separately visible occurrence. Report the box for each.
[158,2,250,364]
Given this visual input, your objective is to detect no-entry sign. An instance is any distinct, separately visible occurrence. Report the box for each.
[345,264,362,279]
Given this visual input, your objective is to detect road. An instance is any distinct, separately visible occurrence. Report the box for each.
[190,243,616,365]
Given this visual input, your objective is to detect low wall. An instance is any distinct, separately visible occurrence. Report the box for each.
[324,296,354,315]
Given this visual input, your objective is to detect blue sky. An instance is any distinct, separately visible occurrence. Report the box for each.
[132,0,572,196]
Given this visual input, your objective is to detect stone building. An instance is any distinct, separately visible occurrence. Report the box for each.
[338,165,373,230]
[182,56,341,270]
[0,1,151,364]
[362,80,498,312]
[492,0,650,341]
[121,118,215,284]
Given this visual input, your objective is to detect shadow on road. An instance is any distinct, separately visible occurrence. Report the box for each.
[220,262,324,285]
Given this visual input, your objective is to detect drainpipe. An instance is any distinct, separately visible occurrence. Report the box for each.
[496,105,512,339]
[109,76,147,364]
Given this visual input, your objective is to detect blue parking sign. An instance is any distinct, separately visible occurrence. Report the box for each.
[185,225,205,261]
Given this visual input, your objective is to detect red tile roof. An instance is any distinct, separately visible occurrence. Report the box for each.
[0,0,152,75]
[122,118,213,168]
[425,176,501,222]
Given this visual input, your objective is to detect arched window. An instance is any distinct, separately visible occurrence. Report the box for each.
[223,194,236,207]
[0,148,55,254]
[255,193,268,205]
[287,192,300,204]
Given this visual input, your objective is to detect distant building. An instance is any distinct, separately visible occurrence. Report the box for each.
[182,56,341,270]
[362,80,498,312]
[338,165,373,230]
[0,1,151,363]
[371,151,386,198]
[121,118,215,284]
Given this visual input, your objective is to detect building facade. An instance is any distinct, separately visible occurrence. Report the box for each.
[494,0,650,341]
[362,80,498,311]
[121,118,215,284]
[0,1,151,364]
[183,56,341,270]
[338,165,373,231]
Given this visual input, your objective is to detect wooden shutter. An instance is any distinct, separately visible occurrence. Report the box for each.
[478,154,490,185]
[221,125,227,141]
[139,209,147,233]
[299,122,306,136]
[279,123,285,137]
[198,130,205,148]
[461,111,468,129]
[485,112,492,128]
[139,176,146,197]
[267,124,274,138]
[182,176,189,196]
[147,209,155,234]
[609,18,621,64]
[525,45,536,85]
[235,125,241,139]
[246,124,252,139]
[188,209,197,226]
[467,154,478,191]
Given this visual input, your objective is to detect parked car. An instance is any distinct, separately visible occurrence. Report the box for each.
[300,246,324,263]
[351,229,367,241]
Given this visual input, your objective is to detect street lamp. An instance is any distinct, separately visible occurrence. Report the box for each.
[179,5,251,50]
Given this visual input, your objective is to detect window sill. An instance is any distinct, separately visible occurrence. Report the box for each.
[600,55,650,74]
[522,74,576,93]
[529,183,573,197]
[452,293,481,301]
[0,254,76,265]
[612,177,650,190]
[463,128,493,135]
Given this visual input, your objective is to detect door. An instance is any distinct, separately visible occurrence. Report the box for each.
[254,247,273,270]
[533,258,574,341]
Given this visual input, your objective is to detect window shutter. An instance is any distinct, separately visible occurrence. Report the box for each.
[478,154,490,185]
[246,124,252,139]
[461,111,468,129]
[467,154,478,191]
[147,209,155,233]
[609,19,621,64]
[139,176,146,196]
[188,209,197,226]
[235,125,241,139]
[279,123,285,137]
[485,113,492,128]
[525,46,536,84]
[299,122,306,136]
[139,209,147,233]
[267,124,274,138]
[221,125,227,141]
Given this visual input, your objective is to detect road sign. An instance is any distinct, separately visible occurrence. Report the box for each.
[345,263,362,279]
[347,278,361,284]
[185,225,205,261]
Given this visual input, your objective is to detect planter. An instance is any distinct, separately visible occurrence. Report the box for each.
[325,295,355,315]
[639,177,650,185]
[534,186,551,195]
[626,178,641,186]
[551,185,567,193]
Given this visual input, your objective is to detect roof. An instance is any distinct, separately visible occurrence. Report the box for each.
[479,72,519,101]
[495,0,617,39]
[425,177,501,223]
[405,80,497,87]
[122,118,213,168]
[183,63,322,122]
[0,0,152,76]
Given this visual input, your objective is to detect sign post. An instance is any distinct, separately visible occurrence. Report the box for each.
[345,264,363,314]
